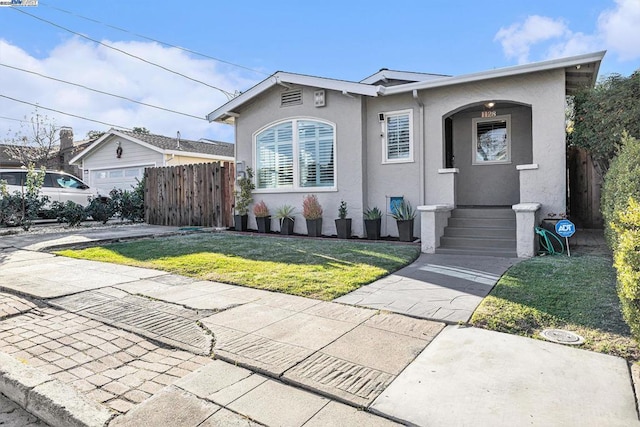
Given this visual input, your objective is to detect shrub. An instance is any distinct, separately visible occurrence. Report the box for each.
[86,196,117,224]
[235,167,254,215]
[53,200,87,226]
[602,133,640,249]
[109,178,145,222]
[253,200,269,218]
[302,194,322,220]
[0,164,48,230]
[612,197,640,341]
[337,200,348,219]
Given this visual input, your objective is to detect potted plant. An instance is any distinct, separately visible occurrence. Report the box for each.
[234,167,254,231]
[303,194,323,237]
[275,204,296,235]
[335,200,351,239]
[253,200,270,233]
[391,199,416,242]
[363,207,382,240]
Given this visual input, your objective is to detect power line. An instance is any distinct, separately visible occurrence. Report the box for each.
[11,7,238,100]
[0,115,30,124]
[39,2,270,77]
[0,63,207,121]
[0,94,132,130]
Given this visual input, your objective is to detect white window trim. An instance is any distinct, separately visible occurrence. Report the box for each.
[381,109,414,164]
[252,117,337,193]
[472,114,512,166]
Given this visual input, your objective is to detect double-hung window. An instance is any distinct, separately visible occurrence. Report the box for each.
[382,109,413,163]
[255,119,335,190]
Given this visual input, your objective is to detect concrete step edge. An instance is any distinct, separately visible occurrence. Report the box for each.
[0,352,114,427]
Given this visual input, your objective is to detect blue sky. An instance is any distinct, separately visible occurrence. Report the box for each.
[0,0,638,142]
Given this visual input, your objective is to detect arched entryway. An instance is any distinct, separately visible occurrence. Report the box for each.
[444,101,533,206]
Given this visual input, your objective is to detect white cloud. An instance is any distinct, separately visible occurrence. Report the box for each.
[598,0,640,61]
[0,37,260,143]
[495,0,640,64]
[494,15,569,64]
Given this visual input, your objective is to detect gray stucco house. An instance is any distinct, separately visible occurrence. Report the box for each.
[70,129,234,194]
[207,51,604,257]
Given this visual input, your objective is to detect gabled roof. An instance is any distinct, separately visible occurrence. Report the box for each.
[70,129,234,165]
[380,51,606,95]
[207,51,606,124]
[206,71,382,124]
[360,69,450,85]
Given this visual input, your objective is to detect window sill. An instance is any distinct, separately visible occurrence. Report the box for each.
[471,161,512,166]
[254,187,338,194]
[382,158,415,165]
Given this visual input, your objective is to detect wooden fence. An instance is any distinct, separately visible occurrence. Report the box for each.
[144,162,235,227]
[568,147,603,228]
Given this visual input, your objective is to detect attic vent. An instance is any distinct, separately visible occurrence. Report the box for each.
[281,89,302,107]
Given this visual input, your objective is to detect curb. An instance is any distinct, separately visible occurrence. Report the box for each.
[0,352,113,427]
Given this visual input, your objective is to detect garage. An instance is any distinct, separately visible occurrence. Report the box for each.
[89,165,152,194]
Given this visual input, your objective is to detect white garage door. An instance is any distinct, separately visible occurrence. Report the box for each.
[90,165,152,194]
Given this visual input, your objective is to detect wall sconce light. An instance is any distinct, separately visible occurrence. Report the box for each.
[236,160,246,179]
[484,102,495,109]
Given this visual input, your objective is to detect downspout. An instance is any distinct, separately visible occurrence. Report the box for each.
[413,90,425,205]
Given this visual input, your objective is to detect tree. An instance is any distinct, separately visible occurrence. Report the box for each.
[2,108,59,168]
[86,130,106,140]
[132,127,150,134]
[569,70,640,175]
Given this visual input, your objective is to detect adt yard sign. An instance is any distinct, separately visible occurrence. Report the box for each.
[555,219,576,238]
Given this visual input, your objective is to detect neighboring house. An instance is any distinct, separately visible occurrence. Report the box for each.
[207,51,605,257]
[70,129,234,194]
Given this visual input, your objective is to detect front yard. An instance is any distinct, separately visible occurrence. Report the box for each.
[471,254,640,361]
[56,233,420,300]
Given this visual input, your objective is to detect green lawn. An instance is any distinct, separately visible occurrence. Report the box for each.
[471,254,640,361]
[56,233,420,300]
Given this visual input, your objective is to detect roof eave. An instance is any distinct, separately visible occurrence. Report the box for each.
[383,50,607,95]
[206,72,381,124]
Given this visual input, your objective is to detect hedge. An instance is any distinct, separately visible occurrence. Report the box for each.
[603,134,640,341]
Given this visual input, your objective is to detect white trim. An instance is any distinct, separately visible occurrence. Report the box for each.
[252,117,338,192]
[360,69,448,84]
[381,109,414,164]
[163,150,234,161]
[438,168,459,174]
[207,72,381,123]
[381,51,606,95]
[472,114,511,166]
[516,163,539,170]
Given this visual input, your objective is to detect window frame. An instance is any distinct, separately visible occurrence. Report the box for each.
[472,114,512,166]
[253,117,337,193]
[382,109,414,164]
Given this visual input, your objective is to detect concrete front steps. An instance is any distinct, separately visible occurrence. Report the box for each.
[435,207,517,257]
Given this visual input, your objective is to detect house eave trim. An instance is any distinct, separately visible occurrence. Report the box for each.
[383,51,607,95]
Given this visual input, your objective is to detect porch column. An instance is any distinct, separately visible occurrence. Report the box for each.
[418,204,454,253]
[437,168,458,206]
[516,164,539,204]
[512,202,541,258]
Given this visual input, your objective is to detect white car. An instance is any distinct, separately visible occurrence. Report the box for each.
[0,169,99,206]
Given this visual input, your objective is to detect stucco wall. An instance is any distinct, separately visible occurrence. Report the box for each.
[421,69,567,218]
[452,105,533,206]
[234,85,366,236]
[365,93,422,237]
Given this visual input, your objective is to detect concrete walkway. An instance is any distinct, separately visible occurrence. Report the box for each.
[1,225,638,426]
[335,253,519,323]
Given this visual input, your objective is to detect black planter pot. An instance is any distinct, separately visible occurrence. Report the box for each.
[256,216,271,233]
[364,218,381,240]
[306,218,323,237]
[234,214,248,231]
[396,219,414,242]
[280,217,295,235]
[335,218,352,239]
